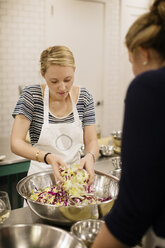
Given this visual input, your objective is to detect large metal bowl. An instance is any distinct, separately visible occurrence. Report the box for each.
[16,170,118,226]
[0,224,86,248]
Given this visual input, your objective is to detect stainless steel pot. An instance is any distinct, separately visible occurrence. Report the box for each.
[16,170,118,226]
[0,224,86,248]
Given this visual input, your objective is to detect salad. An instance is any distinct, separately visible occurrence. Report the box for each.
[30,164,111,206]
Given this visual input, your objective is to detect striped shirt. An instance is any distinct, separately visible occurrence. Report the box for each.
[12,85,96,145]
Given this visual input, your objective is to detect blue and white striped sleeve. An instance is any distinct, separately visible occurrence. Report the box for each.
[12,86,34,122]
[82,89,96,126]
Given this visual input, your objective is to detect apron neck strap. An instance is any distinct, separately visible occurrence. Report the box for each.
[69,91,80,122]
[44,85,49,124]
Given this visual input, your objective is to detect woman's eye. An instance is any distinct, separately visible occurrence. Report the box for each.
[51,81,57,84]
[64,79,71,83]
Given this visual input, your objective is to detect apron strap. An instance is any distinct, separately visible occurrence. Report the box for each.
[69,90,80,123]
[44,85,49,125]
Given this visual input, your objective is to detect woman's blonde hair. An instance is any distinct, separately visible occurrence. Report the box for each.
[40,46,76,75]
[125,0,165,58]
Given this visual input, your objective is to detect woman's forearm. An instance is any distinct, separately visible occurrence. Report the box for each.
[92,224,129,248]
[10,138,46,163]
[85,139,99,161]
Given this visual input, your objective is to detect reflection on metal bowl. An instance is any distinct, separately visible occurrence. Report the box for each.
[111,156,121,169]
[99,145,115,157]
[0,224,86,248]
[71,219,105,248]
[110,169,121,180]
[111,131,122,147]
[16,170,119,226]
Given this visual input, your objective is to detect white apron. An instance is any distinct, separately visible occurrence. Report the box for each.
[143,228,165,248]
[28,85,84,176]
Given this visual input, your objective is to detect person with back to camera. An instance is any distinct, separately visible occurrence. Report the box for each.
[11,45,99,185]
[92,0,165,247]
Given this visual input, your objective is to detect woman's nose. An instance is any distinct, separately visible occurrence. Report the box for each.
[59,82,66,90]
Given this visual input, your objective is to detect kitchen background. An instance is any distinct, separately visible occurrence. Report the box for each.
[0,0,151,139]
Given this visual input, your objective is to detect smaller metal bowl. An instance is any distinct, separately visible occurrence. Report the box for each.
[71,219,104,248]
[111,131,122,147]
[99,145,115,157]
[111,156,121,169]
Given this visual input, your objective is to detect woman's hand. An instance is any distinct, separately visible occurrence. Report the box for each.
[78,153,95,184]
[46,153,69,183]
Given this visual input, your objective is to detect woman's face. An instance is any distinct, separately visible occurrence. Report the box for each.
[128,51,145,76]
[43,64,75,100]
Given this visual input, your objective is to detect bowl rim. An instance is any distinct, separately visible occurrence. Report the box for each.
[71,218,105,229]
[0,223,65,232]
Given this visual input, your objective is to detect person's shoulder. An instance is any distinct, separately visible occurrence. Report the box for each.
[79,87,93,98]
[22,84,42,97]
[23,84,41,91]
[129,67,165,91]
[127,67,165,99]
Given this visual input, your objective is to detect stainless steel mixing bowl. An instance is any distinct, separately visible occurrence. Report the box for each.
[0,224,86,248]
[99,145,115,157]
[71,219,105,248]
[111,156,121,169]
[17,170,118,225]
[111,130,122,147]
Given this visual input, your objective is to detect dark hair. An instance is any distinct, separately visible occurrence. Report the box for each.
[125,0,165,59]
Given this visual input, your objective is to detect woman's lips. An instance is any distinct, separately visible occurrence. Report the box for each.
[58,92,66,95]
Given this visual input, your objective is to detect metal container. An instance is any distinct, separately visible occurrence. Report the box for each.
[0,224,86,248]
[111,156,121,169]
[17,170,118,226]
[111,131,122,147]
[99,145,115,157]
[71,219,105,248]
[110,169,121,180]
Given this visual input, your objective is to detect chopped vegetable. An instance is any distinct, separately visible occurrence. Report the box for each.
[30,164,111,206]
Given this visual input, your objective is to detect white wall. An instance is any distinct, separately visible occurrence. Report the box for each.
[119,0,153,104]
[1,0,152,139]
[0,0,45,137]
[0,0,123,138]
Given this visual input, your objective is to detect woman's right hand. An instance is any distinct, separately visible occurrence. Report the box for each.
[46,153,69,183]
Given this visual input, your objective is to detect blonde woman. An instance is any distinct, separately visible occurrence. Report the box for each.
[92,0,165,247]
[11,46,99,184]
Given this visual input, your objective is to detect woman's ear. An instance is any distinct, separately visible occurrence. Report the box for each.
[41,72,45,79]
[138,46,150,64]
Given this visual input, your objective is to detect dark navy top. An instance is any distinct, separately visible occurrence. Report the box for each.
[105,66,165,246]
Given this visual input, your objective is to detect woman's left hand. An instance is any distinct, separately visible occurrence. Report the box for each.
[78,153,95,184]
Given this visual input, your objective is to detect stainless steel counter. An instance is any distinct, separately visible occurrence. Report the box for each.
[95,156,115,174]
[0,137,29,166]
